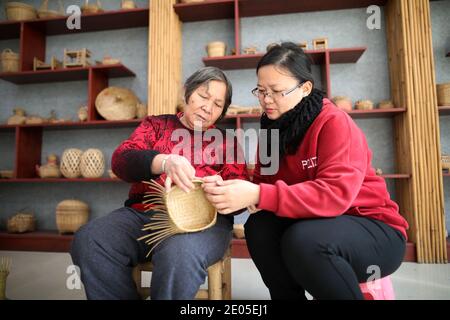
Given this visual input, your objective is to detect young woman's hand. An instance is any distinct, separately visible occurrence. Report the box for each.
[202,179,260,214]
[162,154,196,193]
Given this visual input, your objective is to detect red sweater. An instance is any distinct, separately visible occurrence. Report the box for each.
[254,99,409,240]
[111,113,249,213]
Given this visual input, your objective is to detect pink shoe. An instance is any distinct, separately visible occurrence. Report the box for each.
[359,276,395,300]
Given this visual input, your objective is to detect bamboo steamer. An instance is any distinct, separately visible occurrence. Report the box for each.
[7,213,35,233]
[437,83,450,106]
[206,41,226,57]
[95,87,138,120]
[60,148,83,178]
[332,96,353,112]
[1,49,19,73]
[56,199,89,234]
[6,2,37,21]
[80,148,105,178]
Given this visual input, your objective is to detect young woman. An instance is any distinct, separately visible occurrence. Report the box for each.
[202,42,408,300]
[71,67,248,300]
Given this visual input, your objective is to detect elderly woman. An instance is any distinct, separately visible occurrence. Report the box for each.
[71,66,248,300]
[203,43,408,300]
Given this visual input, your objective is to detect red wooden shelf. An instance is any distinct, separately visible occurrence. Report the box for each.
[438,106,450,115]
[174,0,387,22]
[380,174,410,179]
[443,172,450,177]
[0,64,135,85]
[0,178,123,183]
[203,48,366,70]
[347,107,406,119]
[446,52,450,57]
[0,8,149,39]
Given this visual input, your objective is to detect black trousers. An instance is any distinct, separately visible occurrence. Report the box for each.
[244,211,406,300]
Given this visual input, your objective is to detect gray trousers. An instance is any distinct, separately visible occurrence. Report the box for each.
[70,206,232,300]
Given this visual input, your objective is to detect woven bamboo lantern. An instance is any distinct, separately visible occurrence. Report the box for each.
[60,148,83,178]
[138,179,217,257]
[80,148,105,178]
[56,199,89,234]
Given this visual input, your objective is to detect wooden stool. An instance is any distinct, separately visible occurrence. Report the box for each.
[132,246,231,300]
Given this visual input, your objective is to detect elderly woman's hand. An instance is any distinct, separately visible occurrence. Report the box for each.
[161,154,196,193]
[202,179,260,215]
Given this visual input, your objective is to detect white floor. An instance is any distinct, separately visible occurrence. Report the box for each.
[1,251,449,300]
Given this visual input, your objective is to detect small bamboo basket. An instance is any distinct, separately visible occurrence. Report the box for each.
[355,99,374,110]
[7,213,36,233]
[6,2,37,21]
[206,41,227,57]
[332,96,353,112]
[437,83,450,106]
[81,0,102,14]
[442,155,450,171]
[37,0,64,19]
[1,49,19,73]
[378,100,395,109]
[138,179,217,257]
[56,199,89,234]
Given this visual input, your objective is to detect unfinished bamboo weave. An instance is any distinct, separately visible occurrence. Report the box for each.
[138,179,217,257]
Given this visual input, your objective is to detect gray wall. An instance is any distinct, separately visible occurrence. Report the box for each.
[0,1,449,233]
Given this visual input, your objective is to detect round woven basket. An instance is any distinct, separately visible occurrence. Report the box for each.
[378,100,395,109]
[1,49,19,73]
[60,148,83,178]
[37,0,65,19]
[80,148,105,178]
[95,87,138,120]
[138,179,217,257]
[355,99,374,110]
[206,41,227,57]
[81,0,102,14]
[56,199,89,234]
[7,213,35,233]
[6,2,37,21]
[437,83,450,106]
[332,96,353,112]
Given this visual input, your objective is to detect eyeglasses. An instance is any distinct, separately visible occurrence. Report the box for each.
[251,83,303,101]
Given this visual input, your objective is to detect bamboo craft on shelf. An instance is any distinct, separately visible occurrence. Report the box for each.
[33,56,62,71]
[386,0,447,263]
[63,49,91,68]
[149,0,181,116]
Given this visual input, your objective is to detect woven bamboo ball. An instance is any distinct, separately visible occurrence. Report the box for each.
[60,148,83,178]
[56,199,89,234]
[80,148,105,178]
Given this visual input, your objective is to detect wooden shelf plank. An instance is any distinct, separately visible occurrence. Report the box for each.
[443,173,450,177]
[174,0,387,22]
[0,120,141,130]
[203,48,366,70]
[380,174,410,179]
[174,0,235,22]
[438,106,450,115]
[0,64,135,84]
[348,107,406,118]
[0,178,123,183]
[0,20,21,40]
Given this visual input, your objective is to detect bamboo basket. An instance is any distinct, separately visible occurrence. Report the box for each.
[233,224,245,239]
[7,213,35,233]
[95,87,138,120]
[138,179,217,257]
[378,100,395,109]
[442,155,450,171]
[1,49,19,73]
[6,2,37,21]
[437,83,450,106]
[81,0,102,14]
[206,41,226,57]
[56,199,89,234]
[0,170,13,179]
[37,0,64,19]
[332,96,353,112]
[355,99,374,110]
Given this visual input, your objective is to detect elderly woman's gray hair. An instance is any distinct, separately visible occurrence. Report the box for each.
[184,66,233,119]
